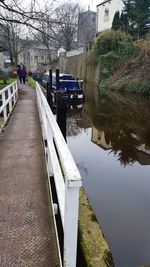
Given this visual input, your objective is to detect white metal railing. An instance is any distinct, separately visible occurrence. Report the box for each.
[0,81,18,131]
[36,82,82,267]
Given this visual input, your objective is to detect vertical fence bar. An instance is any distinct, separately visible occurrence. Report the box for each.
[15,82,19,102]
[0,82,18,130]
[63,184,80,267]
[47,121,54,178]
[2,92,7,123]
[13,84,16,104]
[8,87,12,113]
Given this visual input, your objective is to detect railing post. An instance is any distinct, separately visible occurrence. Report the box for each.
[56,68,59,91]
[8,87,12,113]
[15,82,18,101]
[46,69,53,108]
[13,83,16,104]
[47,122,54,178]
[63,184,80,267]
[2,92,7,122]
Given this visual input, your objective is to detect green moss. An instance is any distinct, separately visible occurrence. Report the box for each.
[78,188,115,267]
[78,225,92,267]
[103,249,115,267]
[90,213,98,223]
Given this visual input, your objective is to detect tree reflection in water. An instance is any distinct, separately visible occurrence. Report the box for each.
[87,90,150,167]
[66,108,89,137]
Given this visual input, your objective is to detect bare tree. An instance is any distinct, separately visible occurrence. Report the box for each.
[35,2,82,52]
[0,0,83,65]
[54,2,81,51]
[0,15,25,66]
[0,0,58,34]
[0,0,58,64]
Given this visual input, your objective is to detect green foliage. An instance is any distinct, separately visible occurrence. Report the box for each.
[123,0,150,38]
[99,77,150,95]
[112,1,150,38]
[27,76,36,88]
[99,51,120,78]
[112,11,129,32]
[112,11,122,31]
[93,30,133,57]
[93,30,138,77]
[0,77,17,85]
[120,12,129,32]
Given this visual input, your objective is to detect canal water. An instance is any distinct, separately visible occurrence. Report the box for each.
[66,86,150,267]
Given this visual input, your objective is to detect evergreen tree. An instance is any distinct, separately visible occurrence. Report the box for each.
[120,12,128,32]
[123,0,150,38]
[112,11,122,31]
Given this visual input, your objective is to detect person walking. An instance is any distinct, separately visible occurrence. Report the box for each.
[20,66,27,84]
[16,65,22,83]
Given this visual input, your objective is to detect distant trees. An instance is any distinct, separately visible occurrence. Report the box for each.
[28,2,82,52]
[52,2,81,51]
[0,1,82,51]
[0,0,83,66]
[1,23,22,66]
[0,0,51,33]
[112,0,150,39]
[0,10,25,66]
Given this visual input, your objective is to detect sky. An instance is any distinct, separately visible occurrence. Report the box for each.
[34,0,101,12]
[57,0,101,11]
[80,0,100,11]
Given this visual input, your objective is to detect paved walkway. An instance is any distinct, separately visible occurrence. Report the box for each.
[0,84,60,267]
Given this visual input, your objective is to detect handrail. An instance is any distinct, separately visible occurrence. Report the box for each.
[0,81,18,131]
[36,82,82,267]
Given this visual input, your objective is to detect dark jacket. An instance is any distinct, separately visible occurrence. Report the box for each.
[17,66,21,76]
[20,67,27,78]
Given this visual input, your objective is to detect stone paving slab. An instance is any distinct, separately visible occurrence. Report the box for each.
[0,84,61,267]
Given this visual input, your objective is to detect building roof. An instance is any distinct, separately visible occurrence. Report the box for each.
[33,45,56,51]
[97,0,111,7]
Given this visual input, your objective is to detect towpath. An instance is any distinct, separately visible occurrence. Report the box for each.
[0,84,60,267]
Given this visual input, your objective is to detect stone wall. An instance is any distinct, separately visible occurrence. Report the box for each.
[59,52,99,86]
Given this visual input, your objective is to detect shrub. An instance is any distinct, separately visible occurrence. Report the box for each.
[93,30,133,57]
[99,51,121,78]
[93,30,138,79]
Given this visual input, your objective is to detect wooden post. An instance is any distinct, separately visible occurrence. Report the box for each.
[46,69,52,108]
[57,108,67,141]
[56,68,59,91]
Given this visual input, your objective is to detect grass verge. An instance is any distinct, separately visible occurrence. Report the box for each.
[27,76,36,88]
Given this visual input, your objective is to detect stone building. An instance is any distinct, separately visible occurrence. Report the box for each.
[96,0,124,33]
[18,44,57,72]
[77,10,96,47]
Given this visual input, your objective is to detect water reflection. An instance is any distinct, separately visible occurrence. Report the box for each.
[67,90,150,167]
[66,87,150,267]
[92,92,150,166]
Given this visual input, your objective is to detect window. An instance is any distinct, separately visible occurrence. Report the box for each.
[34,56,38,62]
[104,7,109,22]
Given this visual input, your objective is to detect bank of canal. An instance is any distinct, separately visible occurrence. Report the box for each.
[66,87,150,267]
